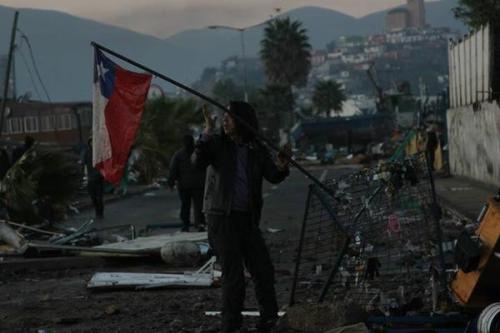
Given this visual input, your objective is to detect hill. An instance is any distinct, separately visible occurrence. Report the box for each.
[0,0,466,101]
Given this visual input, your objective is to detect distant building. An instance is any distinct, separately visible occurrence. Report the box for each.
[386,8,410,32]
[311,50,327,66]
[2,101,92,147]
[407,0,426,28]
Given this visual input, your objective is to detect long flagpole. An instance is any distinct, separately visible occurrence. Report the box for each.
[91,41,335,197]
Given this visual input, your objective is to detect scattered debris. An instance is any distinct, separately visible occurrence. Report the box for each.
[266,228,284,234]
[0,221,27,250]
[93,231,207,253]
[204,311,286,317]
[87,257,218,290]
[160,241,208,266]
[450,186,473,192]
[50,219,94,245]
[325,323,369,333]
[104,305,120,315]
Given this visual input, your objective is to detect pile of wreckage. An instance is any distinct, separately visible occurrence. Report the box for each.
[0,218,220,290]
[286,152,500,333]
[2,150,500,332]
[0,147,222,292]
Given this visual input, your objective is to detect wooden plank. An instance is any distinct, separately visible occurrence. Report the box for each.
[464,36,471,105]
[471,32,477,104]
[448,41,456,108]
[484,24,491,99]
[93,231,208,252]
[87,272,213,289]
[205,311,286,317]
[478,27,484,101]
[28,242,152,256]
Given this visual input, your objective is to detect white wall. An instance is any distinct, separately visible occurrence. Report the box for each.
[447,101,500,186]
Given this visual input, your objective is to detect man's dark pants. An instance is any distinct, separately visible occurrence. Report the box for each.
[178,188,205,231]
[88,177,104,218]
[207,212,278,332]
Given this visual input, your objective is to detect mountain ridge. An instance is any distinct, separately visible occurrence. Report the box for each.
[0,1,466,101]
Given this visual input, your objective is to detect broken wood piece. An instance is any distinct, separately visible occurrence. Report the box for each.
[27,242,153,257]
[87,272,213,290]
[204,311,286,317]
[93,231,207,253]
[51,219,94,245]
[2,220,63,236]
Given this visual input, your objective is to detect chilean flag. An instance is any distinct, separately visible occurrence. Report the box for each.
[92,49,152,184]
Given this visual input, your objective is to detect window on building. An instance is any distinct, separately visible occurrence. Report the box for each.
[40,115,56,132]
[80,109,92,127]
[24,117,39,133]
[57,113,73,130]
[2,120,10,134]
[8,117,24,134]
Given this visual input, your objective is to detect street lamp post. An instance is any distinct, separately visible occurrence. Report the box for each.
[208,25,249,102]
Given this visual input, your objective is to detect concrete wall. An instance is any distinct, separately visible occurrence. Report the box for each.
[447,101,500,186]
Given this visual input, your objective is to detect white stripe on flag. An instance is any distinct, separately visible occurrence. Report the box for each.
[92,82,112,166]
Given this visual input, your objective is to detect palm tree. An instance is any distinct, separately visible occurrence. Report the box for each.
[212,78,244,104]
[260,17,311,127]
[312,80,347,116]
[260,17,311,87]
[1,147,82,224]
[453,0,500,29]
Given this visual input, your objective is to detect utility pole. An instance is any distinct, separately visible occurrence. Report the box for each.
[0,11,19,137]
[239,29,248,102]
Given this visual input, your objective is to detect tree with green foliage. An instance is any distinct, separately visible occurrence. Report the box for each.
[1,147,82,224]
[453,0,500,29]
[253,84,295,141]
[312,80,346,116]
[260,17,311,87]
[134,97,202,183]
[260,17,311,127]
[211,78,245,104]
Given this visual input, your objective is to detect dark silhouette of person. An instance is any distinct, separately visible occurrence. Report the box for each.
[365,257,381,280]
[168,134,206,232]
[426,123,438,171]
[0,147,11,180]
[12,136,35,163]
[84,137,104,218]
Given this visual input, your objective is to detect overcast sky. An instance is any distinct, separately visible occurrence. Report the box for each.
[0,0,439,37]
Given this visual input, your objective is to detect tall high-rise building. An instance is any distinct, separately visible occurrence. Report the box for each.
[386,8,410,31]
[407,0,426,28]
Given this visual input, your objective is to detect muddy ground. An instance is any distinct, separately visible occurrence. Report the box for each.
[0,232,301,333]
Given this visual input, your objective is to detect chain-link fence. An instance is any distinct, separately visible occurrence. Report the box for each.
[290,153,445,315]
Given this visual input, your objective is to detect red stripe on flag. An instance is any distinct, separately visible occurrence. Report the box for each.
[96,66,152,184]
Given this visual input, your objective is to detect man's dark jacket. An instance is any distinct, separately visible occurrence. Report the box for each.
[192,134,288,224]
[168,148,206,190]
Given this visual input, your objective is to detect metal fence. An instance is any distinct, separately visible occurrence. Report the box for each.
[448,24,492,108]
[290,153,445,314]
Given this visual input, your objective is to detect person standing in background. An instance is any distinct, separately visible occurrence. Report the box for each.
[168,134,206,232]
[84,137,104,219]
